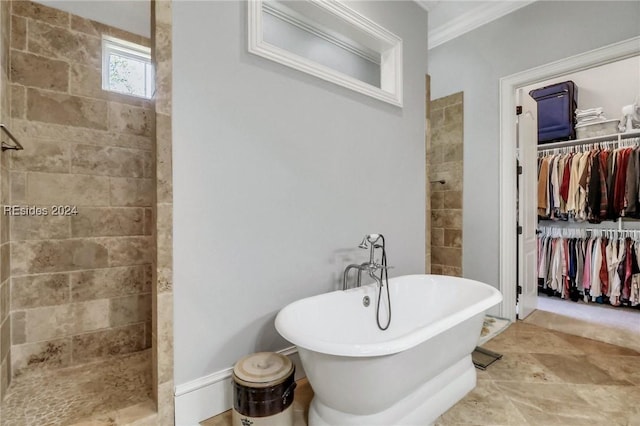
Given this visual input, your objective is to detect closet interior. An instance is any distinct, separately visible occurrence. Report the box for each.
[528,55,640,337]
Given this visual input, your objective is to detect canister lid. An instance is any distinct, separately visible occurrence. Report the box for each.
[233,352,293,388]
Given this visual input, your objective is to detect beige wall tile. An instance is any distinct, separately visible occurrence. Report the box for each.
[70,15,149,47]
[103,236,153,266]
[11,239,109,275]
[431,227,444,247]
[0,279,8,322]
[443,142,463,163]
[431,190,444,209]
[23,299,110,342]
[10,171,26,202]
[27,20,101,67]
[12,1,69,27]
[431,92,462,110]
[71,264,152,302]
[431,108,444,129]
[441,265,463,277]
[157,267,172,293]
[444,103,464,125]
[12,338,71,372]
[11,214,70,241]
[157,380,174,426]
[432,209,462,229]
[0,355,7,399]
[157,203,172,269]
[26,172,110,205]
[11,311,25,344]
[156,113,172,203]
[10,84,25,118]
[10,50,69,91]
[71,207,144,237]
[1,243,8,283]
[1,315,9,359]
[10,138,70,173]
[156,292,173,384]
[432,123,463,146]
[143,208,153,235]
[71,323,145,363]
[108,103,153,137]
[110,178,153,207]
[444,229,463,248]
[432,247,463,268]
[69,63,152,108]
[26,88,108,130]
[70,144,147,178]
[443,191,463,209]
[110,294,151,327]
[11,15,26,50]
[11,118,153,151]
[11,273,70,309]
[0,209,7,244]
[155,60,172,117]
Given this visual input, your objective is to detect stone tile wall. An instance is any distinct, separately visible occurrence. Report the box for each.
[429,92,463,276]
[8,1,154,375]
[425,75,431,273]
[0,0,11,400]
[151,1,174,424]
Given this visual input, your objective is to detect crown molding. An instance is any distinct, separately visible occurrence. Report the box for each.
[428,1,536,50]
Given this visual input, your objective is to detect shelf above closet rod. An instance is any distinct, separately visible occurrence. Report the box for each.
[537,130,640,151]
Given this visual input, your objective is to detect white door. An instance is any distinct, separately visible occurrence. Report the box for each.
[517,88,538,319]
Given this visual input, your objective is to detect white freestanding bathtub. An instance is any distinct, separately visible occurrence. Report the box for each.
[275,274,503,426]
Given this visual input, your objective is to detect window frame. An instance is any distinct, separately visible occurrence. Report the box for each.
[102,35,154,99]
[248,0,403,107]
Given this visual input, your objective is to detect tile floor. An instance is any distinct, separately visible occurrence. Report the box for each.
[203,322,640,426]
[0,350,156,426]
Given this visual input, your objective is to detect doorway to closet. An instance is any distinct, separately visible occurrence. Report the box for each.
[498,37,640,350]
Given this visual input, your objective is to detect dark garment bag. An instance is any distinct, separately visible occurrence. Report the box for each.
[529,81,578,143]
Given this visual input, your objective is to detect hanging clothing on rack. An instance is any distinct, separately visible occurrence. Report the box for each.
[538,137,640,223]
[537,227,640,309]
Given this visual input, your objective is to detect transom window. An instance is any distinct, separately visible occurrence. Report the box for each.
[102,36,153,99]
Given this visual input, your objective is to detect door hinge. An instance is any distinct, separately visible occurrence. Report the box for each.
[517,165,523,175]
[516,105,523,115]
[517,285,523,295]
[517,225,523,235]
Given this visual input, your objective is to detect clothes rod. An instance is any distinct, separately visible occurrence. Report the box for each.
[0,124,23,151]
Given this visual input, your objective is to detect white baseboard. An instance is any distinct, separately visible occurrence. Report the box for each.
[174,346,305,426]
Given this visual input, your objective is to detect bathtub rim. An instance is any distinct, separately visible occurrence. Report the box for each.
[275,274,502,357]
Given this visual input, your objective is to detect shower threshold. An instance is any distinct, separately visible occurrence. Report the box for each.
[1,350,155,426]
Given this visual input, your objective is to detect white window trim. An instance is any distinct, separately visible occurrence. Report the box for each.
[248,0,403,107]
[102,35,153,99]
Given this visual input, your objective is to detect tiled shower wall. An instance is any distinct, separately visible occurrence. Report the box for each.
[429,92,463,276]
[0,0,11,399]
[151,1,174,423]
[8,2,154,374]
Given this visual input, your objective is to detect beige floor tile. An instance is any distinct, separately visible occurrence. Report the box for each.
[482,324,584,355]
[495,381,613,425]
[486,353,563,383]
[587,354,640,386]
[532,353,634,385]
[556,332,640,356]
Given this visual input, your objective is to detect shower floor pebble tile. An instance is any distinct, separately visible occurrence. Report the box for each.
[203,322,640,426]
[1,350,154,426]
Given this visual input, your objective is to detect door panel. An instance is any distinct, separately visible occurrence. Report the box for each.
[517,89,538,319]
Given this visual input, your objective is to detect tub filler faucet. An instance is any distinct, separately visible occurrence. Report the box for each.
[342,234,391,290]
[342,234,393,330]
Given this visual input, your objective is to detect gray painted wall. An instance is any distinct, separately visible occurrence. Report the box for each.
[428,1,640,288]
[173,1,428,385]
